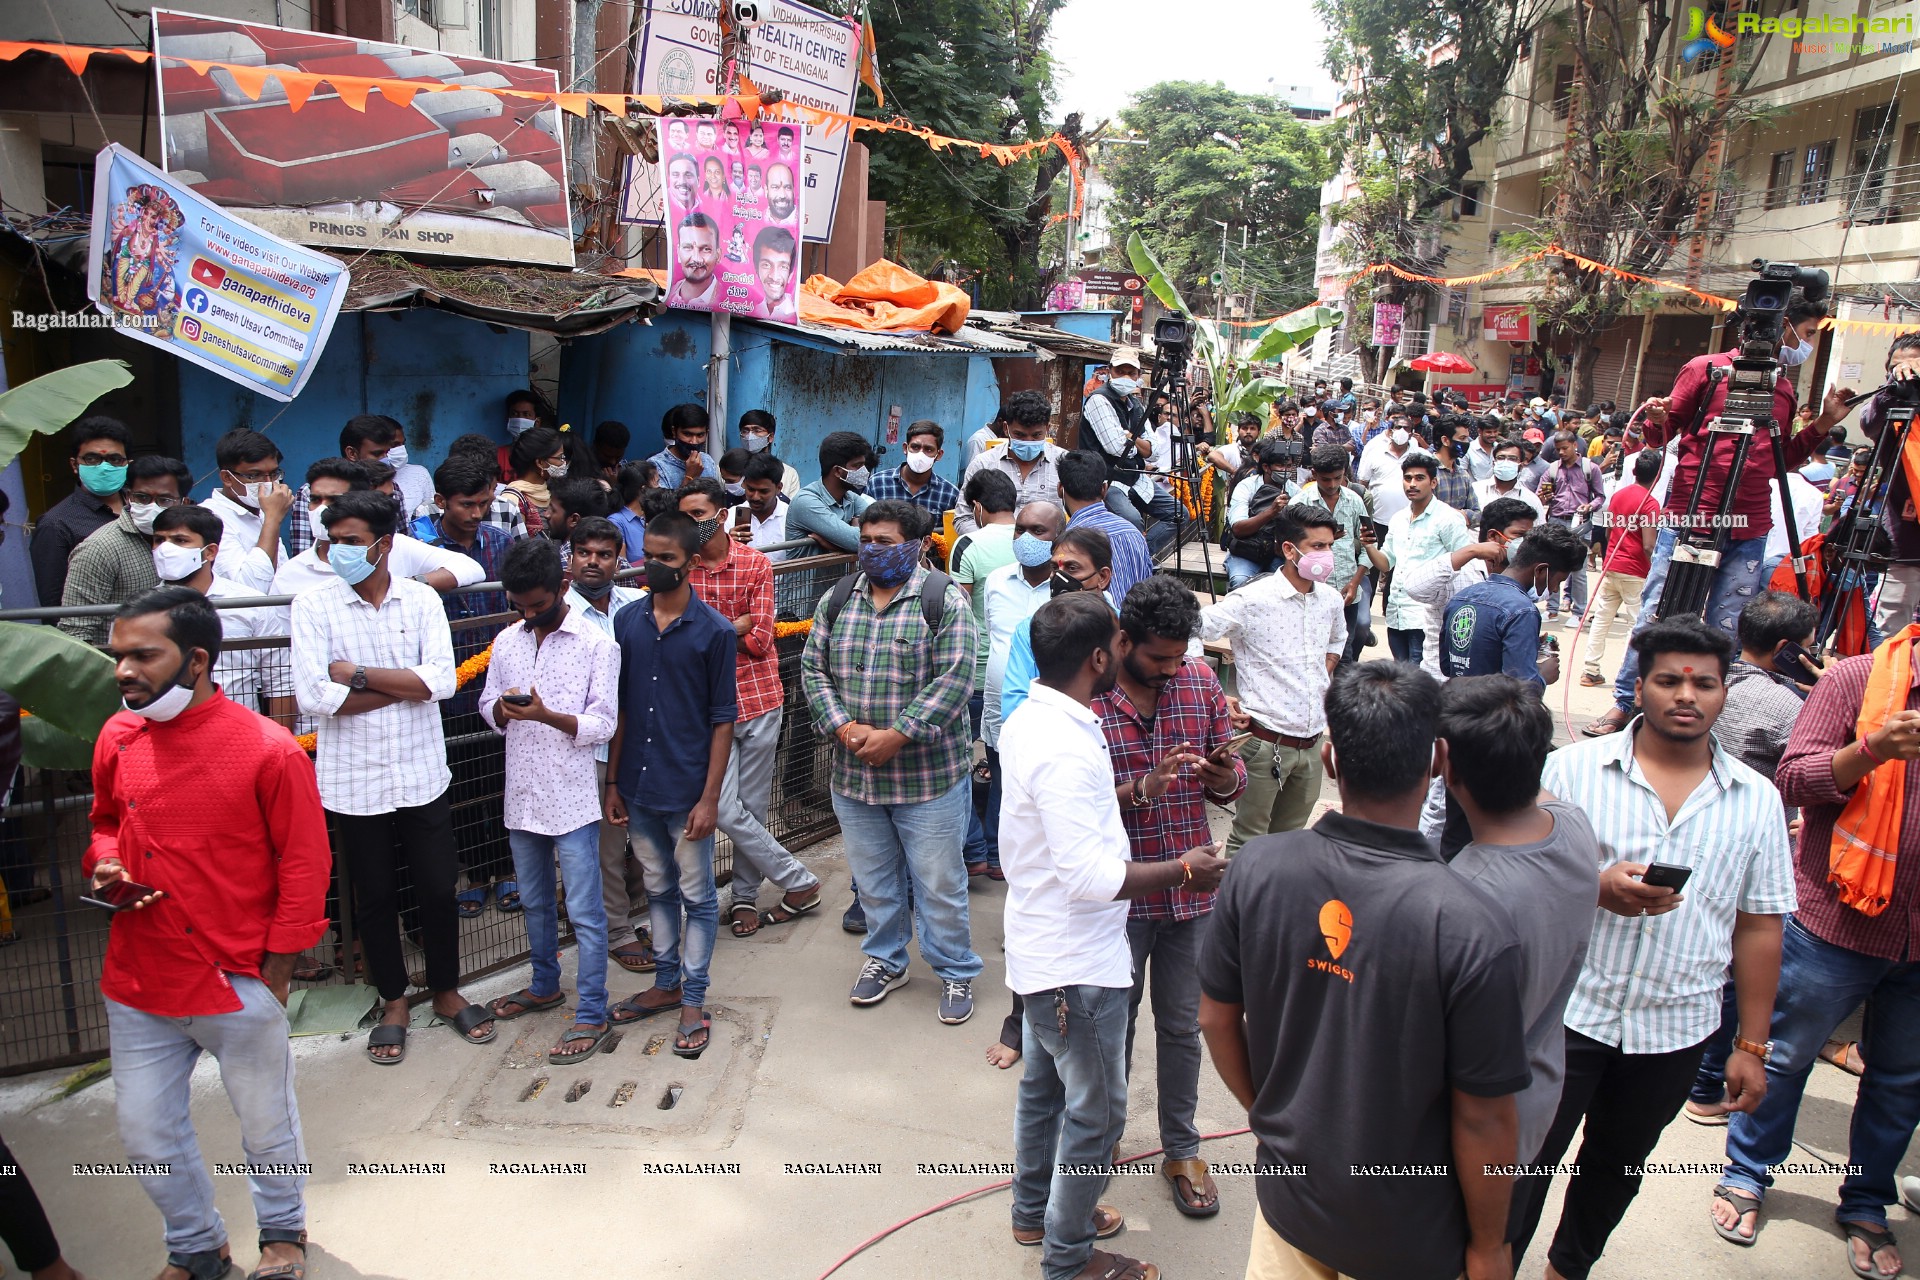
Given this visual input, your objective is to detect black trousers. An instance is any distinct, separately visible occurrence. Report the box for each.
[1510,1028,1709,1279]
[0,1132,61,1273]
[331,790,461,1002]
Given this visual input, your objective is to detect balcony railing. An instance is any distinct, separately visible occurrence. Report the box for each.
[1717,160,1920,226]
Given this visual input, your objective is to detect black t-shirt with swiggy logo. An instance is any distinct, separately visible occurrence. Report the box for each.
[1199,810,1530,1280]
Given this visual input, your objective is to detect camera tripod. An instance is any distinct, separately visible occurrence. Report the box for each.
[1814,389,1917,654]
[1150,359,1221,601]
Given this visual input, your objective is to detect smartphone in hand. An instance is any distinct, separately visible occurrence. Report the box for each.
[1639,862,1693,892]
[82,878,163,912]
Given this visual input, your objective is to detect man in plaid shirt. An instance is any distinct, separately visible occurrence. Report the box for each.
[800,498,982,1025]
[679,479,823,933]
[1093,574,1245,1221]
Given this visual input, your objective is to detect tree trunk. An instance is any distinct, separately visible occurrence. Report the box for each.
[1565,334,1602,407]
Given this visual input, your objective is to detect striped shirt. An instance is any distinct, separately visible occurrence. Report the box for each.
[1542,721,1797,1054]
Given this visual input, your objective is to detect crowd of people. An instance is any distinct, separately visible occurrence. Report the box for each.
[9,323,1920,1280]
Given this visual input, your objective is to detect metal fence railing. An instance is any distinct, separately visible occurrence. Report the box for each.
[0,548,857,1076]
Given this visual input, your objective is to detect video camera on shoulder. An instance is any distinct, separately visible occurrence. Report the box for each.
[1736,258,1829,358]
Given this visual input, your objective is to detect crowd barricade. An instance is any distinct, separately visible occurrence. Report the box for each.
[0,547,856,1076]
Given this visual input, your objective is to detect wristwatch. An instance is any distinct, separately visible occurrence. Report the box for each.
[1732,1035,1774,1063]
[349,665,369,691]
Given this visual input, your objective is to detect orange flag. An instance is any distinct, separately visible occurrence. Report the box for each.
[859,15,885,108]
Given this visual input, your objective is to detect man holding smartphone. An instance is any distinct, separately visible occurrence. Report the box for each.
[87,588,331,1280]
[1092,575,1246,1219]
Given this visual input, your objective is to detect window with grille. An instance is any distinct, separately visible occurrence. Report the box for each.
[1800,139,1835,204]
[1765,151,1794,210]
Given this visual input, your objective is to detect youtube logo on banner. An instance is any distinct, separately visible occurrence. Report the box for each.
[191,258,226,289]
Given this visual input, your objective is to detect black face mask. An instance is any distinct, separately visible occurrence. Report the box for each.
[670,439,699,458]
[645,560,686,593]
[522,598,565,631]
[574,577,615,601]
[1049,569,1085,597]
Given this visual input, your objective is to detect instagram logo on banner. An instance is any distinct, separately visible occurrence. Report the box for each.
[179,316,202,341]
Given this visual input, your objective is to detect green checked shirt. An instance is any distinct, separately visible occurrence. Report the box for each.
[801,565,976,806]
[59,509,161,646]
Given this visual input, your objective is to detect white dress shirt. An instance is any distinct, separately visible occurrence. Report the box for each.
[981,561,1054,748]
[1197,572,1347,737]
[565,582,645,763]
[748,500,789,563]
[270,535,484,597]
[998,681,1133,993]
[290,575,458,815]
[1355,441,1413,525]
[201,489,284,593]
[477,606,620,836]
[1473,476,1546,517]
[391,461,433,517]
[204,573,290,705]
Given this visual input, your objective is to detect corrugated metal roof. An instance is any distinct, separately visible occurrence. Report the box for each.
[739,316,1040,356]
[966,310,1122,361]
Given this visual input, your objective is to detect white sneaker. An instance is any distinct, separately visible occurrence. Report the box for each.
[1565,614,1583,630]
[1903,1175,1920,1214]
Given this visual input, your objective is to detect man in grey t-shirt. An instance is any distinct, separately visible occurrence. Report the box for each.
[1439,676,1598,1179]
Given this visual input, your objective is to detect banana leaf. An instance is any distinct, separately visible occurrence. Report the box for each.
[0,361,134,470]
[1125,231,1190,317]
[1246,305,1340,363]
[0,623,122,770]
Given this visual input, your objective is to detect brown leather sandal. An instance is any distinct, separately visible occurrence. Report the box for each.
[1821,1039,1866,1076]
[1162,1156,1220,1217]
[1583,706,1632,737]
[1013,1203,1123,1246]
[1070,1250,1158,1280]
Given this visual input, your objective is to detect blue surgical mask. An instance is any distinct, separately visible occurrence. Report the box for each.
[1107,377,1140,395]
[328,539,384,586]
[1012,532,1054,568]
[1008,438,1046,462]
[1493,459,1521,482]
[78,462,127,496]
[1779,338,1814,367]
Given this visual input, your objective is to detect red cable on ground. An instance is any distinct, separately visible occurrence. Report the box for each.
[814,1126,1254,1279]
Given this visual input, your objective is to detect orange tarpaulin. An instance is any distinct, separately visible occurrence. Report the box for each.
[797,260,971,335]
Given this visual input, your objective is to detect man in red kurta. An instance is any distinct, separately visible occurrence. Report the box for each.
[84,587,330,1280]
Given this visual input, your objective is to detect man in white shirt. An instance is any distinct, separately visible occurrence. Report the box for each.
[341,414,432,518]
[1364,453,1473,667]
[202,427,293,592]
[289,490,495,1065]
[148,505,292,723]
[563,517,656,977]
[1355,419,1417,533]
[1000,592,1226,1280]
[1200,501,1350,855]
[271,460,484,598]
[1472,438,1546,518]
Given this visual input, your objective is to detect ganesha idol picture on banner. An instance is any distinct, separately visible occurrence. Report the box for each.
[659,109,803,321]
[101,182,184,334]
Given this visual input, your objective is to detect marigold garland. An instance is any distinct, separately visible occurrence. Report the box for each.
[294,643,493,754]
[1169,469,1214,521]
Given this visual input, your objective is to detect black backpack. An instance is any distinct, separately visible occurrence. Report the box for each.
[818,568,951,634]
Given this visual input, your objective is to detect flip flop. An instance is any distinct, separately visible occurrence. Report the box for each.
[1162,1157,1220,1218]
[443,1003,496,1044]
[366,1023,407,1065]
[1842,1220,1901,1279]
[610,941,657,973]
[1712,1184,1761,1247]
[494,880,523,913]
[729,904,761,938]
[248,1230,307,1280]
[1583,707,1631,737]
[610,991,683,1025]
[1015,1204,1124,1246]
[456,888,486,919]
[673,1013,712,1059]
[488,988,566,1020]
[757,887,823,928]
[548,1024,611,1064]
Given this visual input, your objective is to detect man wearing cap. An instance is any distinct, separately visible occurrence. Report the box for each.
[1080,347,1158,535]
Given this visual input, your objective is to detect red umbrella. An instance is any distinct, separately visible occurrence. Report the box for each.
[1409,351,1476,373]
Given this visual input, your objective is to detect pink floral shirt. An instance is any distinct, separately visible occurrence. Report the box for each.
[478,606,620,836]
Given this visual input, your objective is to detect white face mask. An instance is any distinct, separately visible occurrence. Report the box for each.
[1492,459,1521,482]
[544,459,569,479]
[123,654,199,722]
[128,501,162,534]
[507,416,537,438]
[741,431,771,453]
[151,541,207,583]
[904,451,936,475]
[1779,337,1814,366]
[1390,429,1411,447]
[385,443,409,468]
[1364,410,1378,423]
[233,480,271,511]
[309,506,331,545]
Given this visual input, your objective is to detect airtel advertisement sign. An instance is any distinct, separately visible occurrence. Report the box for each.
[1483,305,1534,343]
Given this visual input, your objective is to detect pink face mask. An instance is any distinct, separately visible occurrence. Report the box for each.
[1294,548,1336,582]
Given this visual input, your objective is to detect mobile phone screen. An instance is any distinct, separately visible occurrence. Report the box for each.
[82,878,160,911]
[734,506,751,529]
[1640,862,1693,892]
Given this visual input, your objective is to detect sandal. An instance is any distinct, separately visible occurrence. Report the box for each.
[488,988,565,1020]
[730,904,761,938]
[365,1023,406,1065]
[1580,672,1608,687]
[1015,1204,1124,1246]
[1162,1157,1220,1217]
[758,887,823,928]
[1822,1039,1867,1076]
[610,941,656,973]
[673,1013,712,1059]
[456,887,486,919]
[1069,1248,1157,1280]
[1583,706,1631,737]
[494,880,522,913]
[548,1024,611,1064]
[1842,1220,1902,1280]
[442,1003,497,1044]
[164,1246,234,1280]
[1711,1184,1762,1247]
[609,990,682,1025]
[247,1230,306,1280]
[290,954,335,983]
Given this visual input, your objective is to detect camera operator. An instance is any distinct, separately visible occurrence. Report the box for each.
[1079,346,1157,533]
[1584,294,1856,737]
[1857,334,1920,635]
[1223,438,1303,589]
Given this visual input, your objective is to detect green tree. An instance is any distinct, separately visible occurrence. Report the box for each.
[839,0,1075,308]
[1502,0,1776,402]
[1103,82,1329,327]
[1317,0,1546,379]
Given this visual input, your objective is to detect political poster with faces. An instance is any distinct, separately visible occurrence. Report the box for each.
[659,108,804,320]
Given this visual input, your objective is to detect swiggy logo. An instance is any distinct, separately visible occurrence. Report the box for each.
[1681,6,1738,62]
[1309,900,1355,984]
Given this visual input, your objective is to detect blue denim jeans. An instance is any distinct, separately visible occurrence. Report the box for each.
[830,777,981,982]
[964,691,992,867]
[1688,979,1740,1105]
[1723,917,1920,1225]
[624,804,719,1008]
[1226,553,1267,590]
[1012,983,1132,1280]
[507,823,610,1026]
[1613,528,1768,713]
[106,975,306,1256]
